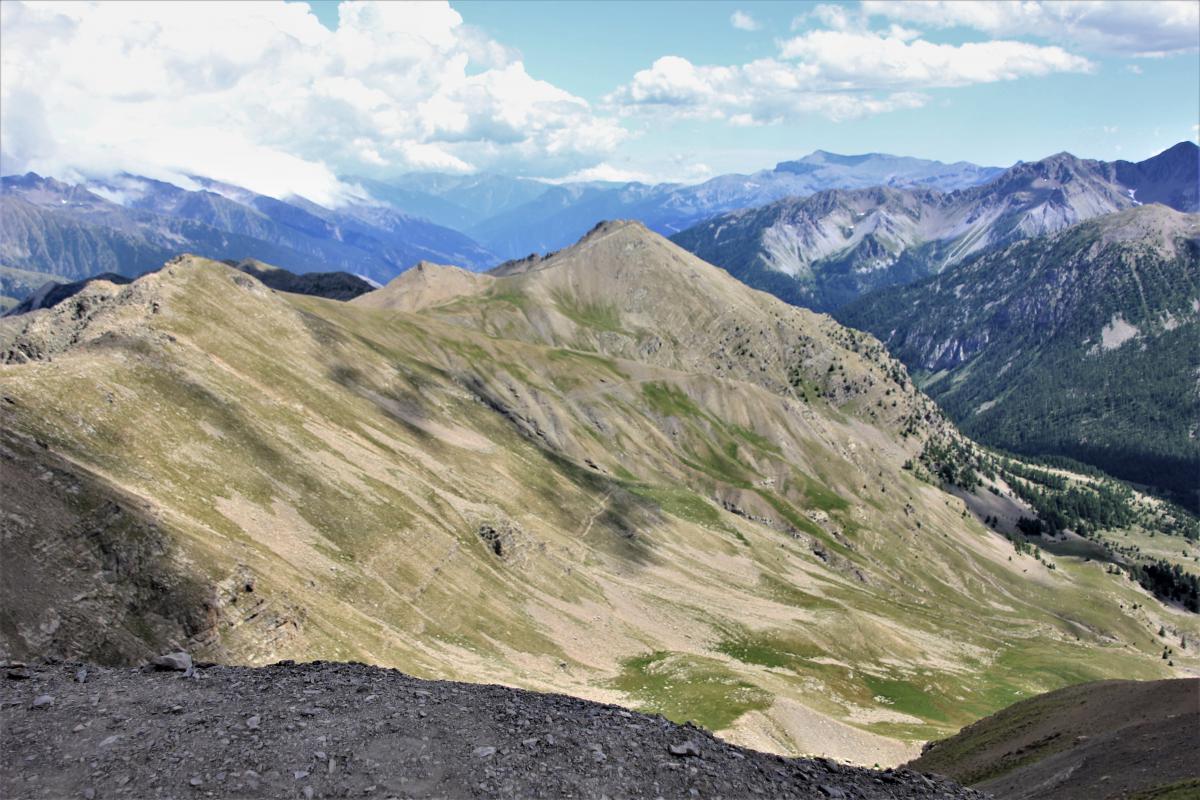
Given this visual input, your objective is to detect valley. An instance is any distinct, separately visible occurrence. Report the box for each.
[2,223,1196,769]
[2,3,1197,796]
[841,205,1200,509]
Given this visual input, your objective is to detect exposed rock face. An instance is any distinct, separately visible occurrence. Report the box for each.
[672,143,1198,312]
[0,428,217,665]
[224,259,375,301]
[838,205,1200,505]
[0,660,984,800]
[2,273,133,317]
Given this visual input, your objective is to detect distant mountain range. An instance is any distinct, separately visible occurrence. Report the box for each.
[0,172,495,292]
[840,205,1200,508]
[2,143,1194,324]
[672,142,1200,312]
[0,149,1005,304]
[360,151,1002,260]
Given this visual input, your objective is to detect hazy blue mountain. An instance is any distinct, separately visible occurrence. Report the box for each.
[361,172,552,229]
[0,265,66,312]
[358,152,1002,260]
[0,173,496,288]
[671,142,1198,312]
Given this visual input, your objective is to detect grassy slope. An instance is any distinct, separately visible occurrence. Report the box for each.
[907,678,1200,799]
[0,245,1196,767]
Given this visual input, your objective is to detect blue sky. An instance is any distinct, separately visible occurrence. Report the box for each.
[2,0,1196,202]
[440,0,1200,173]
[302,0,1200,177]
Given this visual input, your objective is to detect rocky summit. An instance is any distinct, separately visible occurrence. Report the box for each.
[671,143,1199,312]
[0,659,982,800]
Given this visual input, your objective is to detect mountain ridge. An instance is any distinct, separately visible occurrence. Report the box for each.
[1,212,1195,769]
[347,150,1000,261]
[671,142,1199,312]
[0,172,496,289]
[838,204,1200,508]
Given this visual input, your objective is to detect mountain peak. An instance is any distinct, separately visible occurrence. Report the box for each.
[579,218,650,241]
[353,259,492,313]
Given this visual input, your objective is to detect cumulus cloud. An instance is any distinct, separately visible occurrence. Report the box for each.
[0,0,626,204]
[730,10,760,32]
[608,27,1090,124]
[860,1,1200,57]
[779,29,1092,88]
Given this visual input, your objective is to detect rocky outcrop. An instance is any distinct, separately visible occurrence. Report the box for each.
[0,428,218,665]
[672,142,1198,312]
[0,659,984,800]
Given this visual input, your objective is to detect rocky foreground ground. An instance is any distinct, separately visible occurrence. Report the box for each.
[0,658,981,799]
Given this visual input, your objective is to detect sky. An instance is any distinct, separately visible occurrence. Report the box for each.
[1,0,1197,204]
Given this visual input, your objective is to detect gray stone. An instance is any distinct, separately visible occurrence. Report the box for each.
[669,741,700,757]
[152,652,193,672]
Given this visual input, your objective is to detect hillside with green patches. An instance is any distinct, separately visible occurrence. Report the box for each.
[1,224,1196,769]
[840,206,1200,510]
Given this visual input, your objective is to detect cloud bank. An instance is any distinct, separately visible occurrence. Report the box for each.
[860,1,1200,58]
[609,27,1092,125]
[0,0,626,204]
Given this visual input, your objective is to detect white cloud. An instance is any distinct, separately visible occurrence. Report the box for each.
[1125,64,1144,75]
[861,1,1200,57]
[552,163,655,184]
[730,10,760,32]
[779,29,1092,88]
[552,158,715,186]
[0,0,626,204]
[609,27,1090,124]
[805,4,854,31]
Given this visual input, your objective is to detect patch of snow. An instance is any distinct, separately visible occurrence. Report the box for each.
[1098,314,1139,351]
